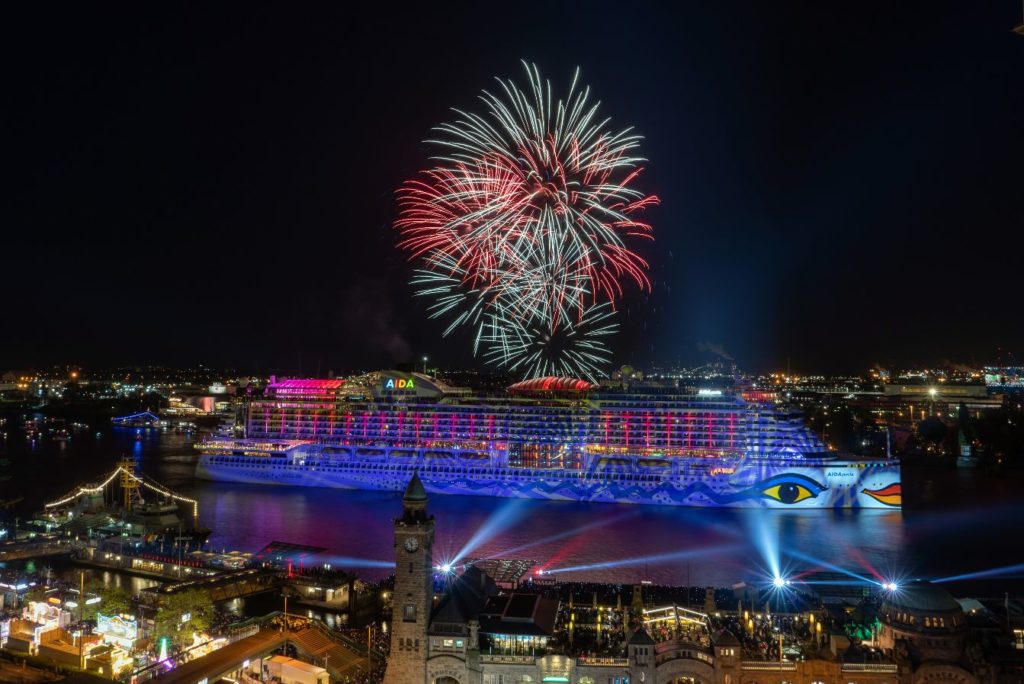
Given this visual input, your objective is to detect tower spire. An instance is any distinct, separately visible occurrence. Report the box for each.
[400,471,430,523]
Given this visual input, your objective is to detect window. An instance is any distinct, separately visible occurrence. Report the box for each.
[404,604,417,622]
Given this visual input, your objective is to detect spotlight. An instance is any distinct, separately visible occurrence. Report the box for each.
[772,576,789,588]
[440,563,453,574]
[883,581,899,592]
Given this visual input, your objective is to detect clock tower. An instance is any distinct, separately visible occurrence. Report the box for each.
[384,473,434,684]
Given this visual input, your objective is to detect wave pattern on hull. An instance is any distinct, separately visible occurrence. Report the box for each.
[196,457,901,509]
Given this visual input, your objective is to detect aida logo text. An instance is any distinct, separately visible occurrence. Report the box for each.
[384,378,416,390]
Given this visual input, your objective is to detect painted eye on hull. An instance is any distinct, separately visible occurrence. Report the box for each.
[758,474,826,504]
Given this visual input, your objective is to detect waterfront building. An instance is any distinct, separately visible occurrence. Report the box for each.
[383,476,1020,684]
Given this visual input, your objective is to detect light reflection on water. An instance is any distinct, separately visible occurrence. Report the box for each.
[4,429,1023,592]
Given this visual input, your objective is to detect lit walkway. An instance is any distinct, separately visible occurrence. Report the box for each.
[290,626,367,679]
[150,626,365,684]
[150,629,284,684]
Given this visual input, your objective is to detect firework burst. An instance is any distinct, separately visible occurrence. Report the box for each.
[396,61,658,381]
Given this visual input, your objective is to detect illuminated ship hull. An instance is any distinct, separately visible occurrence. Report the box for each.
[195,443,902,509]
[195,375,901,509]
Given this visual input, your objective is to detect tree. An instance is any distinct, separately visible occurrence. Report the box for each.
[83,579,133,621]
[917,417,948,445]
[154,589,214,647]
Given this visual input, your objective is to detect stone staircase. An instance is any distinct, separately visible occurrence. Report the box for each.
[290,626,366,680]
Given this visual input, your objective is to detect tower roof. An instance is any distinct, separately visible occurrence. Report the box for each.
[628,626,655,645]
[714,628,741,647]
[403,472,428,503]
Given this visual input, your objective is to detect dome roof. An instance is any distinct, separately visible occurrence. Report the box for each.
[508,376,598,393]
[881,581,962,614]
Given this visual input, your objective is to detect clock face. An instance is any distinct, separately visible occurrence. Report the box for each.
[403,537,419,553]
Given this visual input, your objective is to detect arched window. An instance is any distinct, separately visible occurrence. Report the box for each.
[434,678,460,684]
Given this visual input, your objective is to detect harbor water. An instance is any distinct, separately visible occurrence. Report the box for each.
[2,427,1022,594]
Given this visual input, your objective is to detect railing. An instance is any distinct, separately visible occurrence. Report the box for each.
[577,657,629,667]
[480,654,536,664]
[228,624,261,643]
[741,661,798,671]
[842,663,899,673]
[653,641,715,667]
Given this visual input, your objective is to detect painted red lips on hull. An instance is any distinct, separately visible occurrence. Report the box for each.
[862,483,901,506]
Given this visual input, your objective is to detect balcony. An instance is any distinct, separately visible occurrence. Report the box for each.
[480,654,536,664]
[741,661,798,671]
[576,657,629,667]
[841,663,899,673]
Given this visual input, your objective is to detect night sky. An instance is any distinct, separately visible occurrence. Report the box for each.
[6,3,1023,375]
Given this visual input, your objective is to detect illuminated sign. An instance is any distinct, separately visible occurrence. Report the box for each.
[709,467,736,476]
[697,389,723,396]
[383,378,416,390]
[96,613,138,649]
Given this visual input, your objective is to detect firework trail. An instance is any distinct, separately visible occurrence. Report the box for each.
[396,61,658,380]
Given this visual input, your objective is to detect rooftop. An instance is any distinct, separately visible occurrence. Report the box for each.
[508,376,598,393]
[266,378,346,389]
[881,581,963,614]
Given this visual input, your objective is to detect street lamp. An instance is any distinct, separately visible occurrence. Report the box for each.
[422,356,428,374]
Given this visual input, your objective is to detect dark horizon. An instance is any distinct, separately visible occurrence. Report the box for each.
[6,3,1023,376]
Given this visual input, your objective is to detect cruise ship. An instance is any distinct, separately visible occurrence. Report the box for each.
[195,371,901,508]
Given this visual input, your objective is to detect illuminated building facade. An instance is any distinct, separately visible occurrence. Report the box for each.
[381,480,1006,684]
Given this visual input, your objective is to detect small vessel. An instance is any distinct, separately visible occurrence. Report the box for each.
[957,431,980,468]
[111,411,167,429]
[39,458,209,544]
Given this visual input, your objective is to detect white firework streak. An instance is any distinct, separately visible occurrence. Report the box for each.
[395,61,657,379]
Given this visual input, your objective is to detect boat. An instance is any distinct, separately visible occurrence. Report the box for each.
[957,446,980,468]
[194,372,902,508]
[111,411,166,429]
[40,459,210,544]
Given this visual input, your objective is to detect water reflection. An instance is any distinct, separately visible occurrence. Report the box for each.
[3,429,1023,592]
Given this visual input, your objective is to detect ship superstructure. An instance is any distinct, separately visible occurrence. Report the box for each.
[195,372,901,508]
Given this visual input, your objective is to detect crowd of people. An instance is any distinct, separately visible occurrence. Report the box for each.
[711,612,825,661]
[649,619,710,647]
[332,626,390,656]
